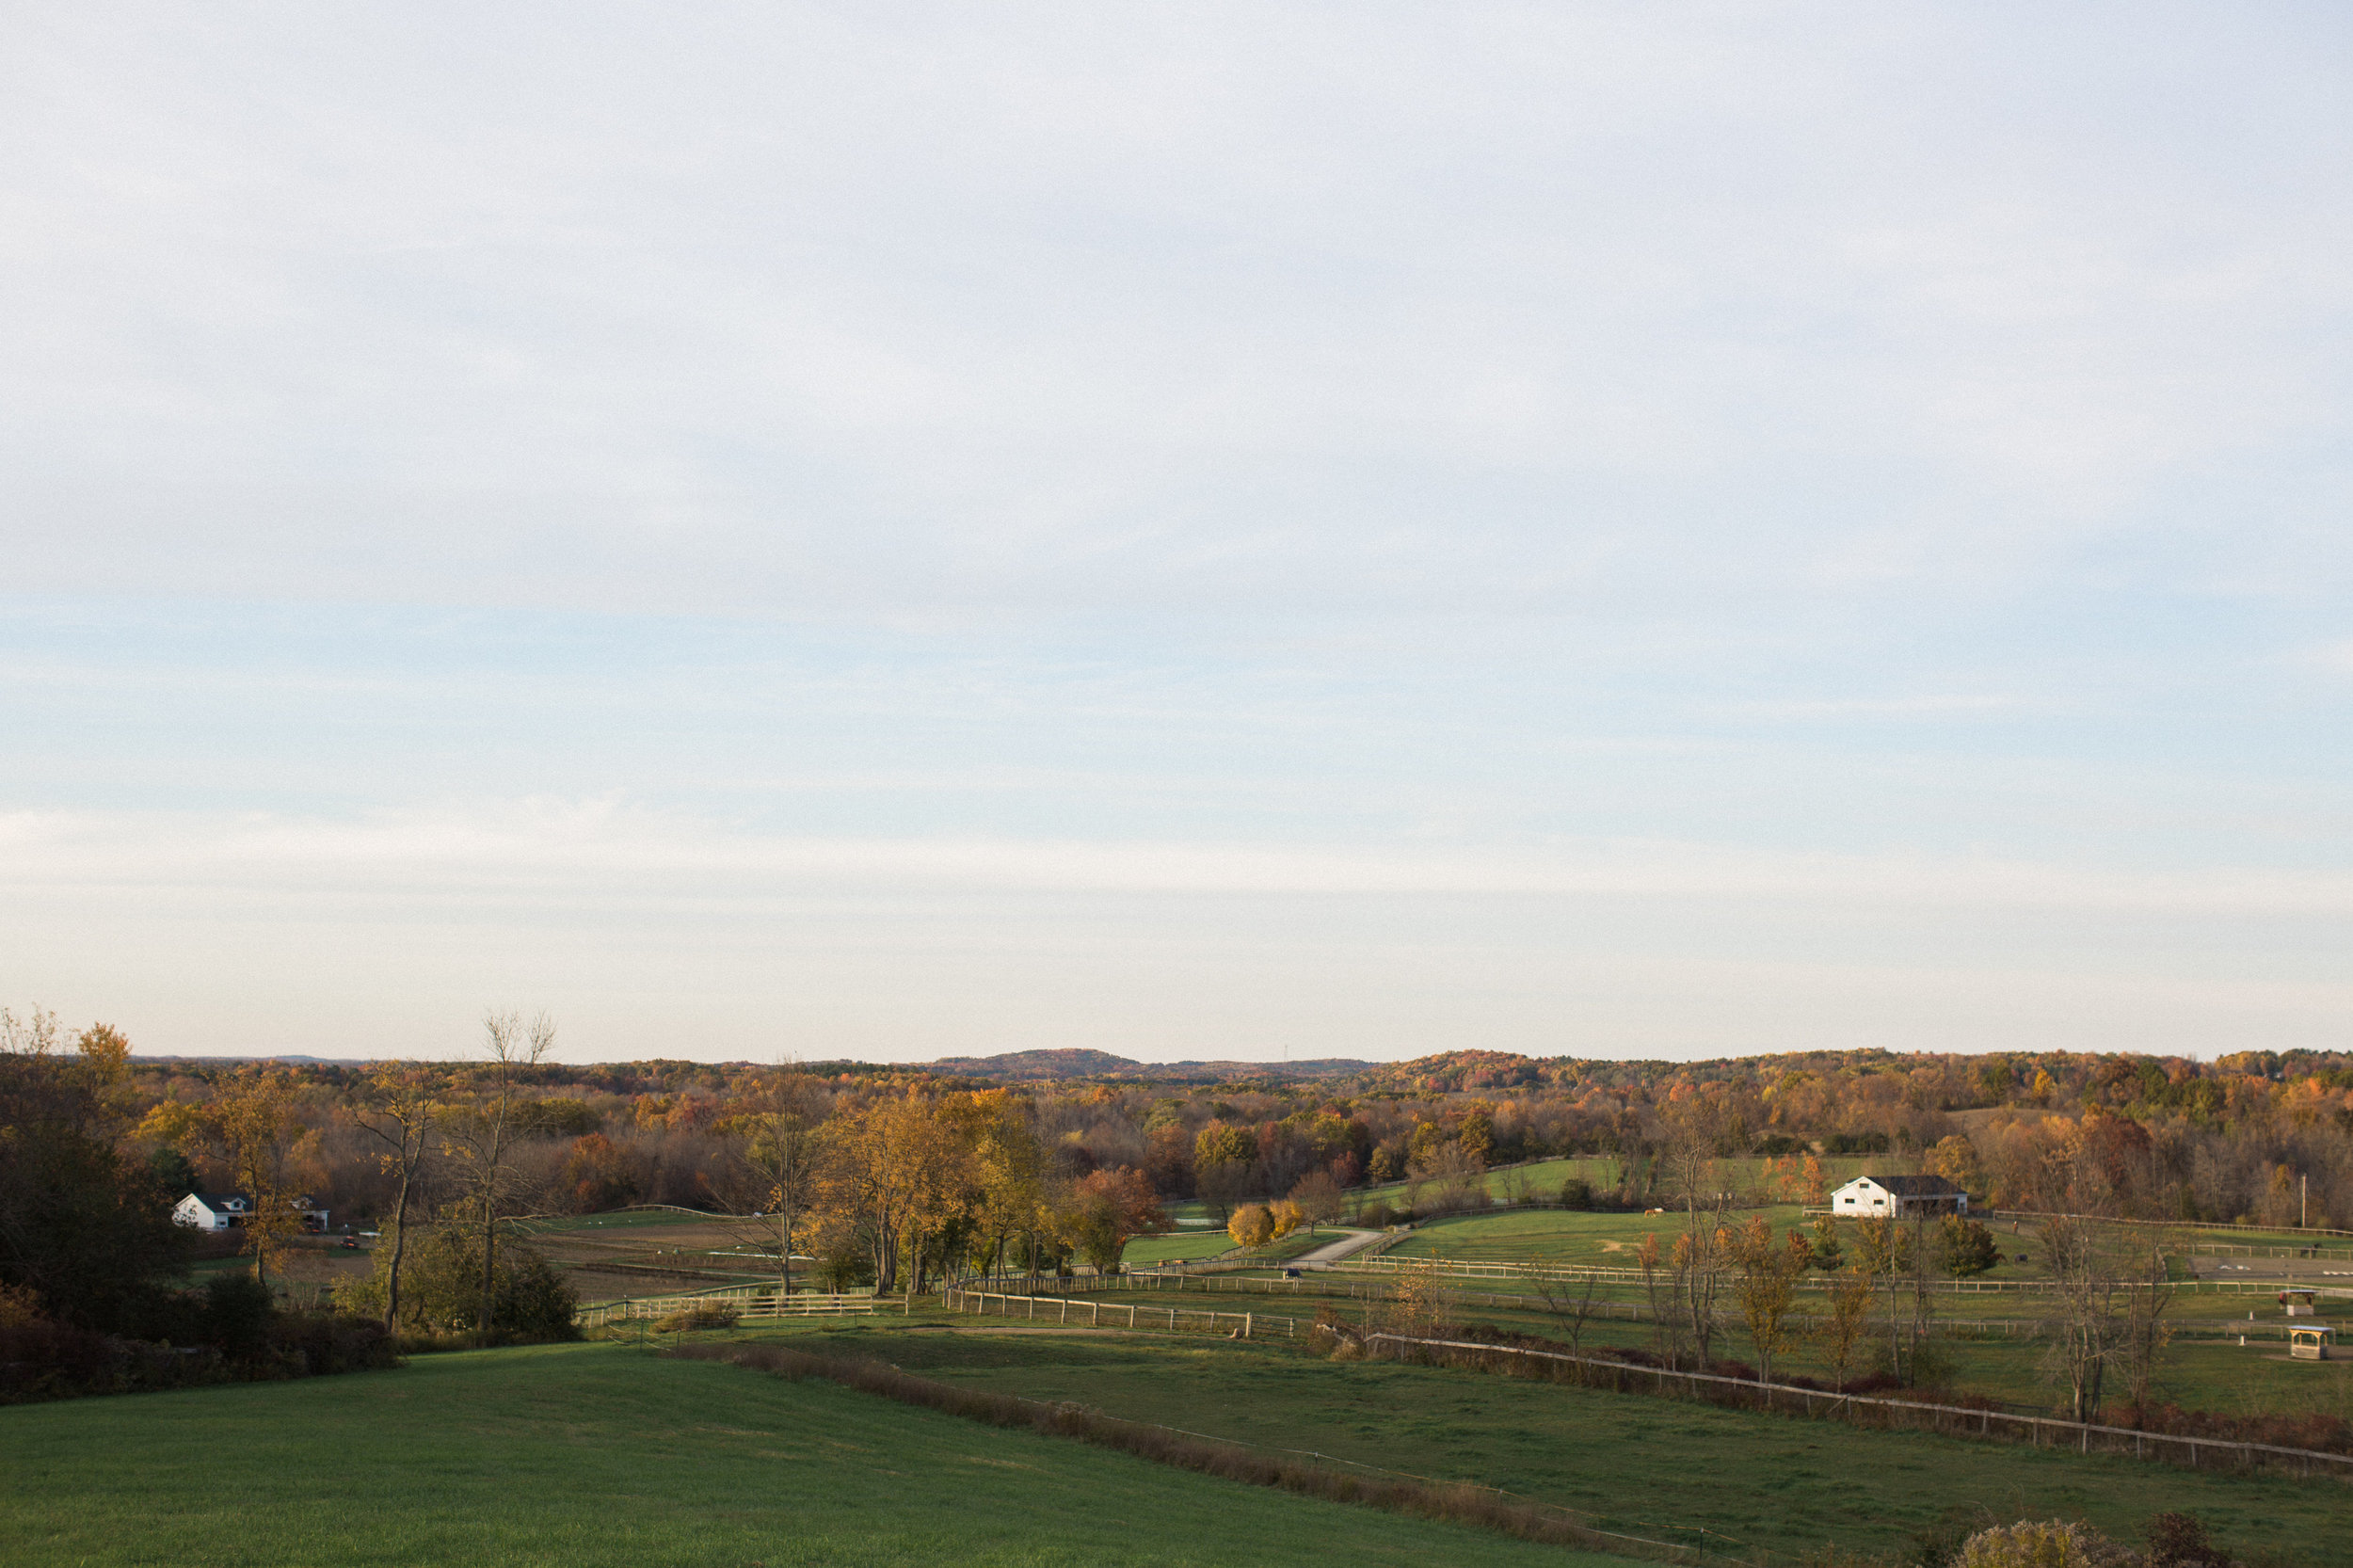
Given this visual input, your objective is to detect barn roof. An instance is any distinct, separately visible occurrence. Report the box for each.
[1870,1174,1966,1196]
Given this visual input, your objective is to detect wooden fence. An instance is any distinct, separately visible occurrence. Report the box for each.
[947,1288,1305,1339]
[962,1271,2330,1343]
[1362,1333,2353,1481]
[576,1286,876,1328]
[1331,1255,2345,1296]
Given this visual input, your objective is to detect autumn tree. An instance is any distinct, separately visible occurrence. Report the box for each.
[1193,1122,1255,1223]
[1926,1134,1983,1195]
[441,1010,555,1342]
[1056,1166,1165,1272]
[829,1091,971,1298]
[1727,1215,1808,1384]
[161,1067,313,1290]
[1288,1169,1344,1234]
[353,1066,439,1334]
[1,1010,188,1332]
[1228,1203,1274,1249]
[943,1092,1047,1283]
[1817,1266,1875,1387]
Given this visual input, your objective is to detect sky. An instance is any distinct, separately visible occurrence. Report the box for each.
[3,4,2349,1064]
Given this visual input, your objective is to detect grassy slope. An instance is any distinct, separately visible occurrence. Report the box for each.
[0,1343,1629,1568]
[760,1321,2347,1566]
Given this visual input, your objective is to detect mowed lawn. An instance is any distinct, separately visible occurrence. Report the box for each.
[763,1322,2346,1566]
[0,1343,1632,1568]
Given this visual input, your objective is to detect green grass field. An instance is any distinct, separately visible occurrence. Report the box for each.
[0,1342,1635,1568]
[1385,1205,1828,1266]
[1351,1156,1889,1215]
[1121,1227,1240,1265]
[758,1320,2344,1566]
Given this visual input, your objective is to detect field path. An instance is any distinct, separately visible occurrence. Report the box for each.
[1291,1228,1385,1270]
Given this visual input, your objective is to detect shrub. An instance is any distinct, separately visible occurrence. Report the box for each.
[652,1303,742,1333]
[2142,1513,2233,1568]
[335,1227,580,1342]
[200,1272,276,1359]
[1952,1520,2128,1568]
[1558,1178,1593,1209]
[266,1311,401,1376]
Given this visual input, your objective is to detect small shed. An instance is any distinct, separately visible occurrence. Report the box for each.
[2289,1324,2334,1362]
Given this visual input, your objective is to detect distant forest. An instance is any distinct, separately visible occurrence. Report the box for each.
[110,1040,2353,1233]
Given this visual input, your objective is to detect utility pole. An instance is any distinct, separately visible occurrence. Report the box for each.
[2302,1174,2309,1230]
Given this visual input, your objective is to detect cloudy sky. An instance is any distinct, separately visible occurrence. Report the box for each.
[3,5,2349,1063]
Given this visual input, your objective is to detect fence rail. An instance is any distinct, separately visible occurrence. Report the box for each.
[946,1288,1304,1340]
[1330,1256,2343,1295]
[940,1288,2352,1481]
[959,1272,2332,1342]
[575,1285,877,1328]
[1362,1333,2353,1482]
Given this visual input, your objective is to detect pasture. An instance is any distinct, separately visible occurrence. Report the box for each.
[1348,1155,1884,1216]
[745,1319,2342,1566]
[1150,1273,2352,1415]
[0,1341,1632,1568]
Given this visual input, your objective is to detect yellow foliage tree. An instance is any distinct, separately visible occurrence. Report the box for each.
[1228,1203,1273,1248]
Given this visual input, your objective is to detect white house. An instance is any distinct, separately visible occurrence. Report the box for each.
[172,1192,330,1231]
[1830,1174,1968,1218]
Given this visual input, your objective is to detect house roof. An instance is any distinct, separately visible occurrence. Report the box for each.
[188,1192,252,1208]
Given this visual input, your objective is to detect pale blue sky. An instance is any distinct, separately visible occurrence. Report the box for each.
[3,6,2348,1061]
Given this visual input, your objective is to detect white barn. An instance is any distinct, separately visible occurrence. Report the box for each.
[172,1192,330,1231]
[1830,1174,1968,1218]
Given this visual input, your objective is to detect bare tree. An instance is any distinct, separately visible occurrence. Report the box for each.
[354,1066,439,1334]
[727,1074,827,1301]
[442,1010,554,1341]
[1531,1269,1603,1357]
[1658,1094,1732,1368]
[2117,1227,2177,1413]
[1409,1142,1488,1213]
[2040,1216,2126,1422]
[1288,1169,1345,1235]
[1852,1213,1907,1383]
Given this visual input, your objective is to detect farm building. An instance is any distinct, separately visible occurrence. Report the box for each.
[1830,1174,1968,1218]
[171,1192,330,1231]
